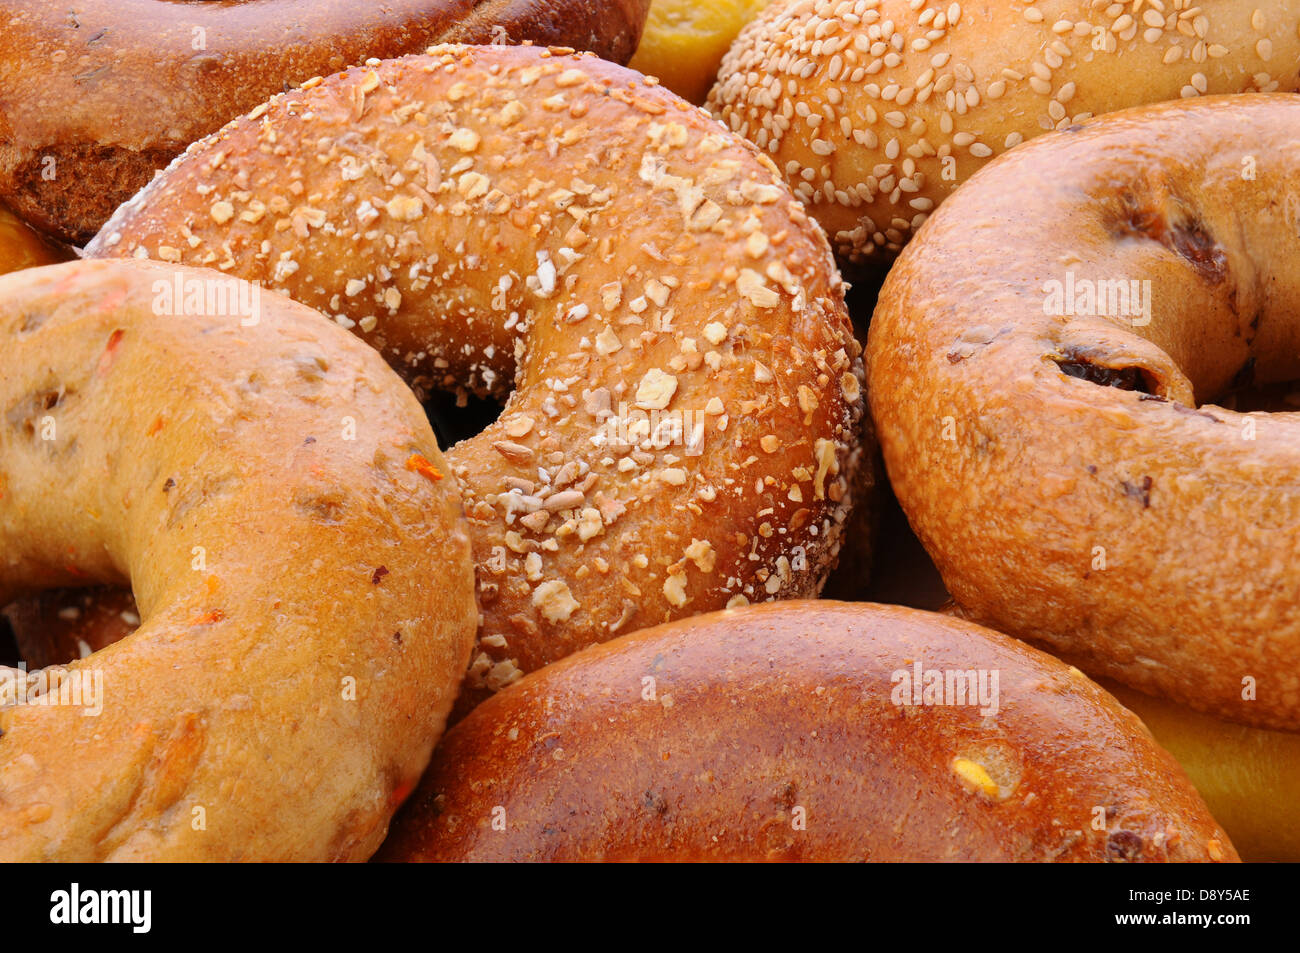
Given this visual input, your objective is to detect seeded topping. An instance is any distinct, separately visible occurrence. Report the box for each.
[709,0,1299,261]
[84,45,867,697]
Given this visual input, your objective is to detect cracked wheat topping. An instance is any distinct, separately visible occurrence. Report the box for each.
[88,45,869,712]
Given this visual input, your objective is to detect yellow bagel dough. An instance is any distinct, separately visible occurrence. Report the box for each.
[629,0,774,104]
[1105,681,1300,863]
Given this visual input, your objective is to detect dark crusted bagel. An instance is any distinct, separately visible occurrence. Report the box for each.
[0,0,651,242]
[378,601,1236,862]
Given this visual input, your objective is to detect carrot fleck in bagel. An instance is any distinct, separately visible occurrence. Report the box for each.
[85,45,868,714]
[377,601,1236,862]
[708,0,1300,262]
[867,94,1300,731]
[0,259,477,860]
[0,0,653,243]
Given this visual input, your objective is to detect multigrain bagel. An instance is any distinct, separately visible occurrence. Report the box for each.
[377,601,1236,862]
[0,259,477,860]
[0,0,652,243]
[708,0,1300,262]
[867,94,1300,731]
[85,45,868,714]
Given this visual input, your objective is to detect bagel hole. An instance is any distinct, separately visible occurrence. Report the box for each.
[1,587,139,672]
[424,389,503,451]
[1208,358,1300,413]
[0,615,19,668]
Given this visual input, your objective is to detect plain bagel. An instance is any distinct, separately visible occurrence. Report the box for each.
[867,94,1300,731]
[377,601,1236,862]
[0,259,477,860]
[0,0,652,243]
[85,45,868,714]
[708,0,1300,262]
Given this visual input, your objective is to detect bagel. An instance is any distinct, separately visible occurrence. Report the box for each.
[0,202,69,275]
[1100,680,1300,863]
[0,258,477,860]
[377,601,1236,862]
[0,0,653,244]
[628,0,775,105]
[84,45,867,714]
[707,0,1300,262]
[867,94,1300,731]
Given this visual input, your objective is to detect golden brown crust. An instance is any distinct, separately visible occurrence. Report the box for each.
[0,0,651,242]
[85,45,867,715]
[867,94,1300,731]
[378,600,1237,862]
[708,0,1300,262]
[0,258,478,860]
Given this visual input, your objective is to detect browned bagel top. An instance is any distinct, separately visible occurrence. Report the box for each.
[867,93,1300,730]
[380,601,1236,862]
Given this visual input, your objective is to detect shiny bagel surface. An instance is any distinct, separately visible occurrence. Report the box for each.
[379,601,1236,862]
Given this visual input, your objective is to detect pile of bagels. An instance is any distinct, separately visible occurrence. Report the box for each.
[0,0,1296,863]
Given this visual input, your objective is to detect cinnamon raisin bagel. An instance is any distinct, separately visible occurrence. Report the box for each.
[85,45,867,714]
[0,258,477,860]
[377,601,1236,862]
[0,0,652,243]
[708,0,1300,262]
[867,94,1300,731]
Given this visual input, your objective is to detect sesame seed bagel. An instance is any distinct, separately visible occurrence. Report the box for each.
[0,258,477,860]
[377,600,1236,862]
[85,45,867,714]
[708,0,1300,263]
[867,94,1300,731]
[0,0,652,244]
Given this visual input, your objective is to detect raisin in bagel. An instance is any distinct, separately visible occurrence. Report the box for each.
[84,45,867,715]
[0,0,652,244]
[867,94,1300,731]
[0,258,477,860]
[377,600,1236,862]
[708,0,1300,262]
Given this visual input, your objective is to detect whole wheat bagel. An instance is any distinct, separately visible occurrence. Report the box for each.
[867,94,1300,732]
[0,0,652,243]
[85,45,868,714]
[708,0,1300,262]
[0,258,477,860]
[378,601,1236,862]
